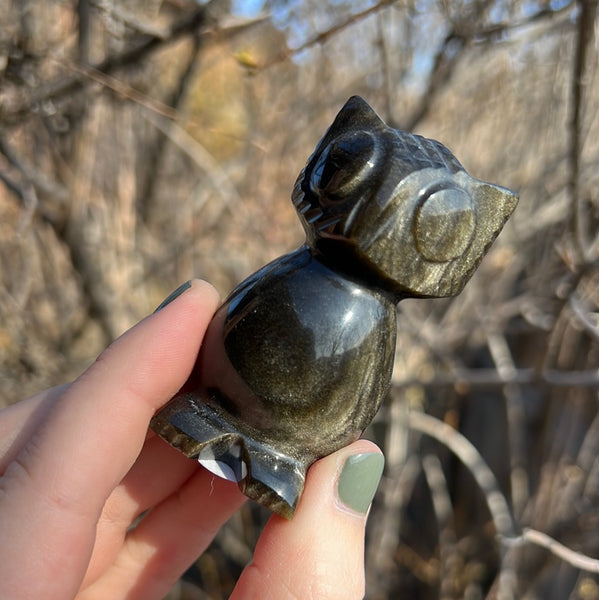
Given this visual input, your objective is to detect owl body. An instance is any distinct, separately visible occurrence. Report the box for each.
[151,96,518,518]
[198,246,396,456]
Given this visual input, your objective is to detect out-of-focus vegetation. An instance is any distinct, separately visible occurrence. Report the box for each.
[1,0,599,598]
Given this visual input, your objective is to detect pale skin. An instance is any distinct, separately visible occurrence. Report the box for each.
[0,280,380,600]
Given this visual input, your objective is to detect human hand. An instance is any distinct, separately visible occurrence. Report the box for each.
[0,280,384,600]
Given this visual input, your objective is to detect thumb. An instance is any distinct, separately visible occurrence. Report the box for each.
[231,440,384,600]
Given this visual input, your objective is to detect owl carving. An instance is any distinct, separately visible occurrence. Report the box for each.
[151,96,518,518]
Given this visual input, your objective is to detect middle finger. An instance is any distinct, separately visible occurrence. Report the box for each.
[83,434,200,586]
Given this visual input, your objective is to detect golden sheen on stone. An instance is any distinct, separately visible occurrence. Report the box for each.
[150,96,518,518]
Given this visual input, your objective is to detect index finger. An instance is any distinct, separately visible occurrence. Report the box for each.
[0,279,219,599]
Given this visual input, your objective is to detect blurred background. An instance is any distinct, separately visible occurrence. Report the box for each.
[1,0,599,598]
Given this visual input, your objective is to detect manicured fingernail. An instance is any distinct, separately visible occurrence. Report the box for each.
[155,280,192,312]
[337,452,384,514]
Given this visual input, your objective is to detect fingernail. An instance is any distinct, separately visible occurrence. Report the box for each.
[155,280,192,312]
[337,452,384,514]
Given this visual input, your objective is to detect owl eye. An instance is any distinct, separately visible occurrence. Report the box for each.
[414,186,475,262]
[309,131,376,200]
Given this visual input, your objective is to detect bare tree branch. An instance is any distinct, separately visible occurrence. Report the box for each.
[0,136,68,204]
[0,6,208,125]
[77,0,91,64]
[412,413,599,577]
[568,0,598,263]
[404,0,576,130]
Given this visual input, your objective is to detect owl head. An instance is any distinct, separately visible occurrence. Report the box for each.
[292,96,518,298]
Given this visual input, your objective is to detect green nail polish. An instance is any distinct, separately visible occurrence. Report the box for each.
[155,280,192,312]
[337,452,384,514]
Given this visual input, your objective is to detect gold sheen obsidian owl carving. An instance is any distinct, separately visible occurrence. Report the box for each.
[151,96,518,518]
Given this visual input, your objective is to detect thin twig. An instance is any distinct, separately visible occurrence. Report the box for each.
[422,454,459,598]
[90,0,169,39]
[291,0,396,56]
[60,59,184,122]
[257,0,397,69]
[485,329,529,518]
[394,367,599,390]
[471,0,575,45]
[408,410,516,538]
[504,528,599,574]
[569,293,599,342]
[144,112,245,219]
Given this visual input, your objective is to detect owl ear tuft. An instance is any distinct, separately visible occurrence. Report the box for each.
[309,97,385,163]
[333,96,386,132]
